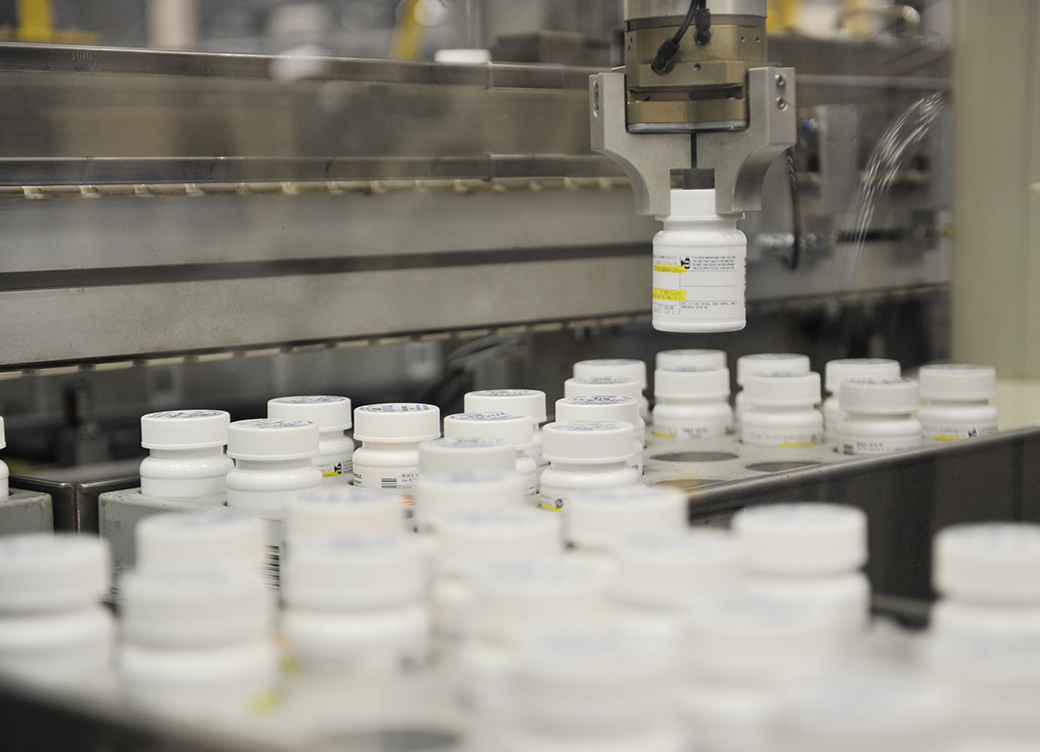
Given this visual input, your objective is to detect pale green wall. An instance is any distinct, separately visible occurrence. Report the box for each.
[952,0,1040,376]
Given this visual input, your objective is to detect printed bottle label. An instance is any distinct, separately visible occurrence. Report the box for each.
[652,248,745,322]
[921,422,998,442]
[840,435,922,455]
[743,427,823,448]
[651,423,725,440]
[314,453,353,482]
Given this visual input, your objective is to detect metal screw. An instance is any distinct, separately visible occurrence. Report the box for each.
[775,73,786,88]
[593,82,600,117]
[776,96,788,110]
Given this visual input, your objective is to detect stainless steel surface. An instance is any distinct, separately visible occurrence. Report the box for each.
[589,70,691,216]
[660,428,1040,599]
[815,105,860,214]
[697,66,797,214]
[0,489,53,535]
[624,0,768,21]
[8,474,138,532]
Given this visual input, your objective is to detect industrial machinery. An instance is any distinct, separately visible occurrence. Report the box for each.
[4,0,1037,749]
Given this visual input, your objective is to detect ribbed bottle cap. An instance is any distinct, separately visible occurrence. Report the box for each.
[0,534,109,613]
[433,507,562,578]
[779,672,954,748]
[282,532,423,610]
[839,377,919,415]
[564,376,643,402]
[443,412,534,451]
[465,390,548,424]
[555,396,640,427]
[613,529,740,608]
[824,359,901,395]
[573,359,648,389]
[267,395,352,431]
[226,418,319,461]
[934,523,1040,605]
[119,564,271,647]
[135,510,266,570]
[654,367,730,400]
[733,503,868,576]
[514,621,677,735]
[285,486,404,542]
[418,437,517,475]
[415,471,525,529]
[140,410,230,450]
[541,420,636,464]
[469,559,609,645]
[566,486,687,551]
[352,403,440,443]
[743,371,821,407]
[684,588,843,685]
[737,354,811,386]
[919,364,997,402]
[656,349,727,371]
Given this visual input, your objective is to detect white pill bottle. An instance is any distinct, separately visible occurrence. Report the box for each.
[651,188,747,333]
[918,364,999,443]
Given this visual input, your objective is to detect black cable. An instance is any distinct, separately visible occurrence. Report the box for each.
[782,148,802,270]
[650,0,711,75]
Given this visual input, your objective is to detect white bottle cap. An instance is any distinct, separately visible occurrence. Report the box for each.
[779,671,954,749]
[613,529,741,608]
[665,187,720,219]
[443,412,534,451]
[743,371,821,407]
[654,367,731,400]
[566,485,687,551]
[135,510,266,570]
[0,534,109,613]
[226,418,319,461]
[285,486,404,542]
[415,471,525,528]
[933,523,1040,605]
[469,559,609,645]
[418,437,517,475]
[282,532,423,610]
[465,390,548,424]
[555,396,641,426]
[564,376,643,402]
[119,565,271,647]
[513,621,677,735]
[824,359,901,395]
[684,588,844,685]
[919,364,998,402]
[573,359,647,389]
[656,349,728,371]
[267,395,352,431]
[541,420,636,464]
[839,377,920,414]
[737,353,811,386]
[140,410,230,450]
[433,507,562,578]
[733,503,868,576]
[434,48,492,64]
[352,403,440,444]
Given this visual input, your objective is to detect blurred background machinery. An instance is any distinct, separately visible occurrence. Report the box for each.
[0,0,1034,486]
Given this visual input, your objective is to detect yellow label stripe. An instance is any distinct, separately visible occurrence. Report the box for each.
[779,442,816,448]
[654,264,686,273]
[653,288,686,302]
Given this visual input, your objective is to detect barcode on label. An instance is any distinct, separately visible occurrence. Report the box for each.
[265,544,280,590]
[381,478,397,489]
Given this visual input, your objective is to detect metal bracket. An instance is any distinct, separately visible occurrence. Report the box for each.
[697,66,797,215]
[589,66,797,217]
[589,71,691,217]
